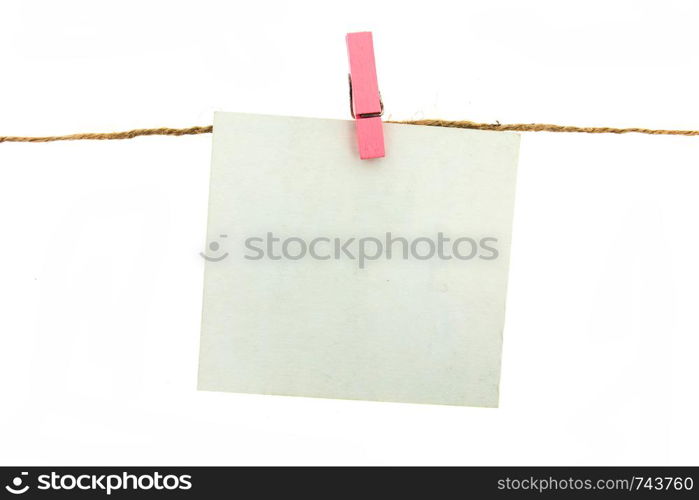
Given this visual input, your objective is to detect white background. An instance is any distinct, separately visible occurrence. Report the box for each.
[1,0,698,465]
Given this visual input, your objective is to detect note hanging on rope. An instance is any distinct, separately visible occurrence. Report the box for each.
[198,112,520,407]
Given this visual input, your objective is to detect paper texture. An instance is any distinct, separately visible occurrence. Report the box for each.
[198,112,519,407]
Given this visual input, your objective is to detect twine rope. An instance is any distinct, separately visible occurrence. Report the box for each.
[3,120,699,143]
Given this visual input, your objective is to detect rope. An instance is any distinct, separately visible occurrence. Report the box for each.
[3,120,699,143]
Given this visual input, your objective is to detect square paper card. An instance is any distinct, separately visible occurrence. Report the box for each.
[198,112,519,407]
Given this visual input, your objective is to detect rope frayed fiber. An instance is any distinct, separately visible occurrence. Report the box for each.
[3,120,699,143]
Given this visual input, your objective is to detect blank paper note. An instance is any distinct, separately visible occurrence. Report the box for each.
[198,112,520,407]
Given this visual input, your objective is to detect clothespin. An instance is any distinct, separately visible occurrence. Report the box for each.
[346,32,385,159]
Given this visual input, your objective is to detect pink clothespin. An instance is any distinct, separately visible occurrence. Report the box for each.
[346,31,385,159]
